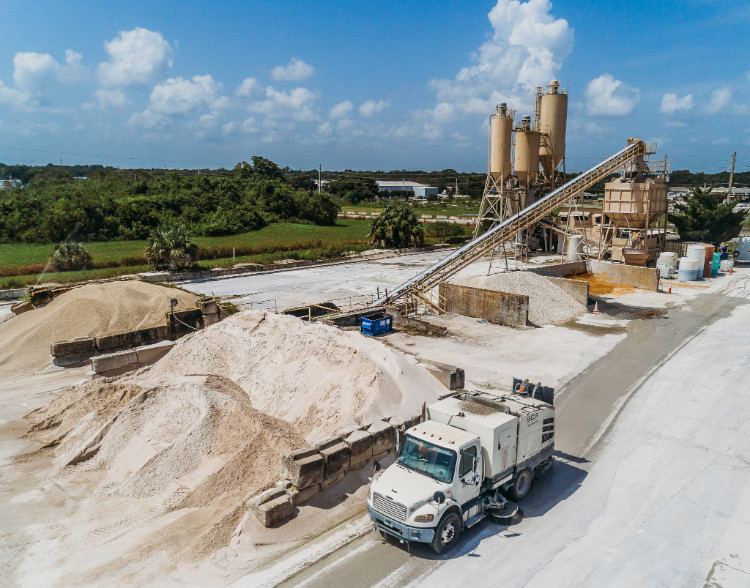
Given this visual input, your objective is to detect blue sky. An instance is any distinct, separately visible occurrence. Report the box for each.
[0,0,748,173]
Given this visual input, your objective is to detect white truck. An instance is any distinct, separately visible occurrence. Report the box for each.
[368,384,555,553]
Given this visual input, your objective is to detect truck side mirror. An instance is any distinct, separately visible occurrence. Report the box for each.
[433,491,445,504]
[395,428,400,455]
[374,460,381,472]
[473,456,479,472]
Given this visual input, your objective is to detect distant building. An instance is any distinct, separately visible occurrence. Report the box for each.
[0,178,23,189]
[376,180,438,198]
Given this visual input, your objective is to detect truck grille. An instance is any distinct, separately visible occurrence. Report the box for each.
[373,493,407,522]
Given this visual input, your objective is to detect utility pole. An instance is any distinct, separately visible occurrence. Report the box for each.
[726,152,736,204]
[318,164,322,193]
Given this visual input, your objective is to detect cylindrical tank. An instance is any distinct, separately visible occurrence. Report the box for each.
[514,117,540,186]
[738,237,750,262]
[566,234,583,261]
[657,251,678,268]
[489,104,513,181]
[686,244,707,279]
[678,257,699,281]
[538,80,568,179]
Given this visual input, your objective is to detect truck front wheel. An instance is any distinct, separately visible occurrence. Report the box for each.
[511,468,533,500]
[430,512,462,554]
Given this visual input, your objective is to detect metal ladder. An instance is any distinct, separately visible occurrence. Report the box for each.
[372,140,649,312]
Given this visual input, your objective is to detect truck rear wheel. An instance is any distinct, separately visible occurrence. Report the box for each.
[511,468,533,501]
[430,512,462,554]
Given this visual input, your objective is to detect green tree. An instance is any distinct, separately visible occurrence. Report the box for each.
[144,223,198,271]
[328,177,379,203]
[297,191,341,225]
[368,202,424,249]
[49,241,94,271]
[670,186,747,245]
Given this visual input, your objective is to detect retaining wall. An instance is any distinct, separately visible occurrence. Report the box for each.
[89,340,176,376]
[586,260,660,291]
[439,282,529,327]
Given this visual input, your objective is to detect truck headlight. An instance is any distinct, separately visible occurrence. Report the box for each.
[414,513,434,523]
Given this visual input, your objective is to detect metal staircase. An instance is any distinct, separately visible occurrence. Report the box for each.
[372,140,650,311]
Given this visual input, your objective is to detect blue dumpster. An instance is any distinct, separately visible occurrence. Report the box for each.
[361,314,393,336]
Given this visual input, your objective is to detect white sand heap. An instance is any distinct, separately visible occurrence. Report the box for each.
[451,271,586,325]
[139,310,442,442]
[23,310,444,579]
[0,280,199,376]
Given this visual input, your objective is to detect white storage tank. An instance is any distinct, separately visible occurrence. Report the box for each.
[566,234,583,261]
[678,257,700,281]
[657,251,678,268]
[686,244,707,278]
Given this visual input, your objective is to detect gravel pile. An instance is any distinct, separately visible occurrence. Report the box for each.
[451,271,586,325]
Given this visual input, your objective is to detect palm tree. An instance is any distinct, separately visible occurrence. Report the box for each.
[144,223,197,271]
[368,202,424,249]
[49,241,93,271]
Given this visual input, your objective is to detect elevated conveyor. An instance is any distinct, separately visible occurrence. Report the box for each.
[373,140,650,312]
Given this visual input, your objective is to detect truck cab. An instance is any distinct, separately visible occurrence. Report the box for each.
[368,389,554,553]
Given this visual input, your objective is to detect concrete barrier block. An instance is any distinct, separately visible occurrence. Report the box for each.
[318,439,350,477]
[136,340,175,365]
[280,448,325,489]
[248,489,294,527]
[202,312,219,326]
[199,299,219,314]
[132,325,169,346]
[90,350,138,374]
[10,300,33,315]
[320,469,346,492]
[345,430,373,469]
[51,337,96,357]
[95,332,134,352]
[287,483,320,506]
[368,420,395,455]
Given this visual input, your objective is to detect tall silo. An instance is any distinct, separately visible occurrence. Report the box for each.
[514,115,540,187]
[538,80,568,180]
[489,103,513,182]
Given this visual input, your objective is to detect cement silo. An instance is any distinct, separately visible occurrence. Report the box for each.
[514,115,540,187]
[538,80,568,180]
[489,103,513,182]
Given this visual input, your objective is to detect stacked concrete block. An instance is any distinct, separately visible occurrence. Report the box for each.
[420,359,465,391]
[50,337,97,367]
[345,430,373,471]
[247,487,294,527]
[10,300,33,315]
[198,299,220,327]
[368,420,395,460]
[90,350,138,374]
[280,447,324,499]
[135,340,175,365]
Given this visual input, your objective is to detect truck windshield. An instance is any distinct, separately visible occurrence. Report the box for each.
[396,435,456,483]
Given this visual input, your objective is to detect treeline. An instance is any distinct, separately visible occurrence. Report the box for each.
[0,157,340,244]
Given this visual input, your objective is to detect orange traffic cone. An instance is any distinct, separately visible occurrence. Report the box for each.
[667,286,672,294]
[593,301,600,313]
[730,266,733,275]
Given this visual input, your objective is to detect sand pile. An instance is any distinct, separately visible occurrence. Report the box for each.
[137,310,443,442]
[452,271,587,325]
[0,280,199,376]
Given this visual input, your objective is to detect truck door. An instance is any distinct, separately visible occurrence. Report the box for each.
[455,442,481,507]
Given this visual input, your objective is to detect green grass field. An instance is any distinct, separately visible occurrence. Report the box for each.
[341,201,479,216]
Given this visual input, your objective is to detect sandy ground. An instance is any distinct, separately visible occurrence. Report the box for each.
[250,269,750,588]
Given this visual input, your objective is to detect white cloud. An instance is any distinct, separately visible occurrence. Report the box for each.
[13,52,59,93]
[427,0,574,121]
[329,100,353,119]
[96,88,129,109]
[148,74,225,115]
[235,77,263,97]
[0,79,29,106]
[99,27,173,87]
[270,58,314,81]
[59,49,87,83]
[706,87,731,113]
[248,86,319,121]
[359,99,388,117]
[660,93,693,114]
[584,74,640,116]
[665,120,687,129]
[242,116,259,133]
